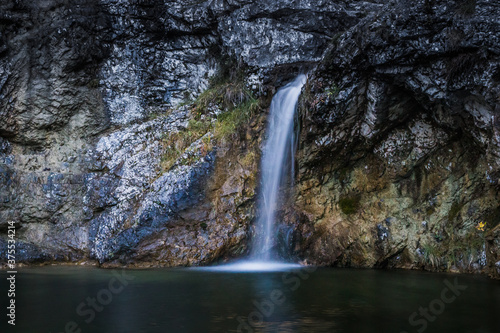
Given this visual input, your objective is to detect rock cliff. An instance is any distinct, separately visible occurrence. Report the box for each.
[0,0,499,278]
[294,0,500,278]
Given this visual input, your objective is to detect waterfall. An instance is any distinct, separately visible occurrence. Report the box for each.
[251,74,307,261]
[196,75,306,272]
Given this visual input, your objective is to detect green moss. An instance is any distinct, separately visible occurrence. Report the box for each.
[421,225,486,270]
[191,57,251,116]
[338,195,361,215]
[239,150,256,168]
[447,201,463,222]
[160,142,183,171]
[160,120,211,171]
[188,119,212,135]
[189,59,260,142]
[193,80,255,115]
[190,83,260,142]
[214,98,260,140]
[159,63,261,171]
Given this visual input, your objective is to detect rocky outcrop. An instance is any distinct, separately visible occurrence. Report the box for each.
[84,103,263,267]
[0,0,110,263]
[294,0,500,277]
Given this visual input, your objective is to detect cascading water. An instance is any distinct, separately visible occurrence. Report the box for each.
[197,75,306,272]
[251,74,307,261]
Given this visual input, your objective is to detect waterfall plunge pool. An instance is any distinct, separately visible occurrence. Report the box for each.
[2,266,499,333]
[193,261,302,272]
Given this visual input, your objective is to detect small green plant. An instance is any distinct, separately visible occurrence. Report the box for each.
[202,134,212,151]
[179,153,201,166]
[160,143,182,171]
[192,80,255,114]
[433,233,443,242]
[188,119,212,135]
[325,83,339,98]
[422,243,441,268]
[149,110,168,120]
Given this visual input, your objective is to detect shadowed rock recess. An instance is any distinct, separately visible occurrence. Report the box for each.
[0,0,499,277]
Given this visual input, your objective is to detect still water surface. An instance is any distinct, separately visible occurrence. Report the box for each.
[1,266,499,333]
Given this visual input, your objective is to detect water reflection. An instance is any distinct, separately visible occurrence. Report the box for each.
[1,267,499,333]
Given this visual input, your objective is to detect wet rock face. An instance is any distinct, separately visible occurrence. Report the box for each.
[295,0,500,276]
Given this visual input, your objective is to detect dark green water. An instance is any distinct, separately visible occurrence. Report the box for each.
[1,266,499,333]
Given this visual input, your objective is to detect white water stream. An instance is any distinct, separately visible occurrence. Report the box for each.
[201,75,306,272]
